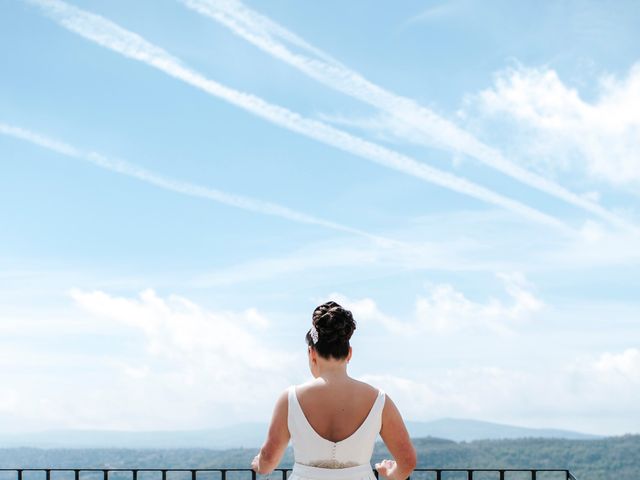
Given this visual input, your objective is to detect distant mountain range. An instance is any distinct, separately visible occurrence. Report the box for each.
[0,418,603,449]
[405,417,602,442]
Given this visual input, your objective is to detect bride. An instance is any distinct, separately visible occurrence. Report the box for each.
[251,301,417,480]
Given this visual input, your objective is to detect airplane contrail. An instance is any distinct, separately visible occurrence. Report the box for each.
[0,122,392,243]
[24,0,575,235]
[179,0,639,235]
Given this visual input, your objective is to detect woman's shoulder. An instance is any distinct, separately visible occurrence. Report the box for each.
[353,378,383,396]
[294,378,380,396]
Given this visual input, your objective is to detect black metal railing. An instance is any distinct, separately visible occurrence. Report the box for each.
[0,468,580,480]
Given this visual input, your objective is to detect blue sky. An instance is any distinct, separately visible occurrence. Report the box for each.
[1,0,639,437]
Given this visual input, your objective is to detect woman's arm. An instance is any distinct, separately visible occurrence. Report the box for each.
[376,395,417,480]
[251,388,291,474]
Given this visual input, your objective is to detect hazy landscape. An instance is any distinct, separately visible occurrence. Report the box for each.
[0,433,638,480]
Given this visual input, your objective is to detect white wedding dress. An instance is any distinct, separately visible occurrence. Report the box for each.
[287,384,386,480]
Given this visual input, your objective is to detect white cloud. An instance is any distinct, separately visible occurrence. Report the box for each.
[0,288,302,431]
[468,62,640,188]
[68,288,290,371]
[591,348,640,383]
[327,272,544,337]
[561,348,640,423]
[0,285,637,435]
[361,347,640,435]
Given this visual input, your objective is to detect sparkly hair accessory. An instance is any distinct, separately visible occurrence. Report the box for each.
[309,324,319,344]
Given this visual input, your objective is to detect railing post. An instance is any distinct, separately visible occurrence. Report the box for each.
[435,470,441,480]
[191,470,196,480]
[467,469,472,480]
[220,469,226,480]
[103,469,108,480]
[75,469,80,480]
[46,469,51,480]
[132,470,137,480]
[499,470,504,480]
[162,470,166,480]
[531,469,536,480]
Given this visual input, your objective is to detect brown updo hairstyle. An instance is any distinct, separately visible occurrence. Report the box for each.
[305,301,356,360]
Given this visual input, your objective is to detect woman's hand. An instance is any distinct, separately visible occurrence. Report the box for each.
[374,459,397,480]
[251,453,261,473]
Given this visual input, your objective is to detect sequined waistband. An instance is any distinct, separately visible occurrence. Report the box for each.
[291,462,374,480]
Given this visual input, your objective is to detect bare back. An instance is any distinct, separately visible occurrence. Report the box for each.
[294,379,379,443]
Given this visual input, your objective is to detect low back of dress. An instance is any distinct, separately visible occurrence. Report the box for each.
[288,384,386,473]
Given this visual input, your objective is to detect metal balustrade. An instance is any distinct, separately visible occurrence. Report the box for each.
[0,467,580,480]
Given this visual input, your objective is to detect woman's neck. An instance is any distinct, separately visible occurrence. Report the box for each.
[314,362,349,383]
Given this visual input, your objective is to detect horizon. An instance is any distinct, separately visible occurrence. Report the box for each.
[0,417,617,450]
[0,416,607,435]
[1,0,639,438]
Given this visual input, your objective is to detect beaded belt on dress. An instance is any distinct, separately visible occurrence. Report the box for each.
[292,462,374,479]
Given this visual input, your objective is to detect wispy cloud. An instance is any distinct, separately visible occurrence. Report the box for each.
[190,209,640,288]
[190,233,508,287]
[0,122,384,240]
[403,0,465,26]
[179,0,637,234]
[24,0,574,234]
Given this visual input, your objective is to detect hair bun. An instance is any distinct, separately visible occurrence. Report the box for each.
[312,301,356,345]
